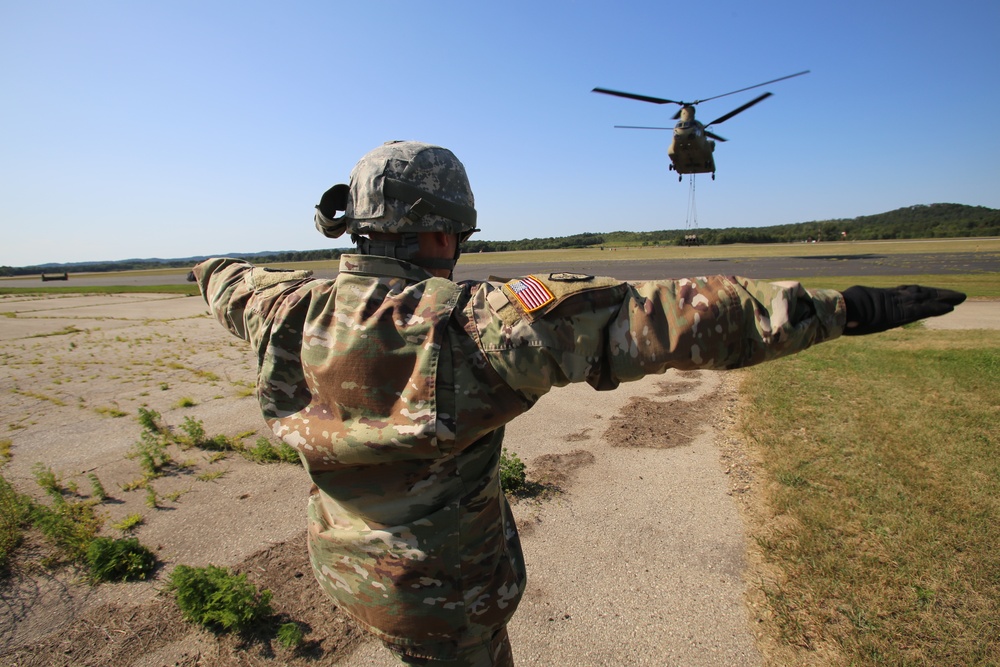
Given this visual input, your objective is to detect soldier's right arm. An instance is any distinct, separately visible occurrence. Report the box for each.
[192,258,313,346]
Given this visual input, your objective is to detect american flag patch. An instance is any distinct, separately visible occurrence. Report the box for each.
[504,275,555,312]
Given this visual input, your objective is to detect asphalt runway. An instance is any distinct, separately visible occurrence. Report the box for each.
[454,251,999,282]
[3,251,998,289]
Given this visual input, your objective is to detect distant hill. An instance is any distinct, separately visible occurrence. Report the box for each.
[2,203,997,276]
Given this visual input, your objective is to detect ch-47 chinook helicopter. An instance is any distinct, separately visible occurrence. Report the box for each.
[592,70,809,181]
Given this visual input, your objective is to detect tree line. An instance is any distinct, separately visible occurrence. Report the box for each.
[3,203,996,276]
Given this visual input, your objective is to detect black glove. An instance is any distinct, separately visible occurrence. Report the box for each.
[186,270,197,283]
[841,285,966,336]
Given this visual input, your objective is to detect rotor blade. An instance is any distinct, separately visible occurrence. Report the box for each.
[706,92,772,126]
[592,87,682,105]
[704,130,727,142]
[693,69,809,105]
[613,125,674,130]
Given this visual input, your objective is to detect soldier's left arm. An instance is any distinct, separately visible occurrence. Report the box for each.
[608,276,845,382]
[470,274,845,402]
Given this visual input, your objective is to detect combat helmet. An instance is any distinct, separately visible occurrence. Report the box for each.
[315,141,478,270]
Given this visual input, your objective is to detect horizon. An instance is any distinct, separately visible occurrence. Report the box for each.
[6,201,994,270]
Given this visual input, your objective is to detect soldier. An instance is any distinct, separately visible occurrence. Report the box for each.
[192,141,964,666]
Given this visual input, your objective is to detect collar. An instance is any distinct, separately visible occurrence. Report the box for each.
[338,254,436,282]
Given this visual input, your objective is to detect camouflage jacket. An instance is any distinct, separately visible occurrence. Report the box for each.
[194,253,845,652]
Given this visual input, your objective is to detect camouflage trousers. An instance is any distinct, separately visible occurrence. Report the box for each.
[386,627,513,667]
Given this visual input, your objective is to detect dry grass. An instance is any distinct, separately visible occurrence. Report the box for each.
[739,328,1000,665]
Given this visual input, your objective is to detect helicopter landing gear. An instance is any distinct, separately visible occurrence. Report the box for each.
[711,173,715,180]
[678,174,682,182]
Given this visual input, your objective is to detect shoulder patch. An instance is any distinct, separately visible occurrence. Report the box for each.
[503,275,555,313]
[247,267,313,292]
[549,272,594,282]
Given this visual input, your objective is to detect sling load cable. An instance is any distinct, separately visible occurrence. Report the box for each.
[684,174,699,246]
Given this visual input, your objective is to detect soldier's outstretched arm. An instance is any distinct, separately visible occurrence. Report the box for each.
[606,276,846,382]
[472,274,846,399]
[609,280,964,380]
[475,274,966,402]
[192,258,313,345]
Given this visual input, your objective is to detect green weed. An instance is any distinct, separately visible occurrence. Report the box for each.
[137,407,165,434]
[29,493,102,564]
[177,416,207,448]
[196,469,227,482]
[32,463,64,502]
[86,537,157,582]
[87,473,108,501]
[128,430,172,477]
[277,621,305,648]
[120,478,147,492]
[168,564,273,632]
[499,449,527,494]
[112,513,144,533]
[94,405,128,418]
[244,437,301,465]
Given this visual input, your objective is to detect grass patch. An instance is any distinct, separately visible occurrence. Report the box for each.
[740,328,1000,664]
[0,475,33,572]
[12,388,66,407]
[167,362,220,382]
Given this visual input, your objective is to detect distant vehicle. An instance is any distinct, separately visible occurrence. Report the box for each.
[40,272,69,281]
[592,70,809,181]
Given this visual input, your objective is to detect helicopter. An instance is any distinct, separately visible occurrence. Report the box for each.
[592,70,809,181]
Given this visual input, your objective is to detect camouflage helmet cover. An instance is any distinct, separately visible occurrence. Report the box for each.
[315,141,477,238]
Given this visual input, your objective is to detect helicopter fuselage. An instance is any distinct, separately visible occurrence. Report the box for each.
[594,71,809,182]
[667,106,715,177]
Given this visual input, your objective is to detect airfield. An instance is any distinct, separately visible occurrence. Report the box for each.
[1,239,998,666]
[3,240,999,289]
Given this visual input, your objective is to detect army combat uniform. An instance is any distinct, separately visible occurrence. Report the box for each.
[194,253,845,662]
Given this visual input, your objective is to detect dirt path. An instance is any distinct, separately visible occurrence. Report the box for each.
[1,294,995,666]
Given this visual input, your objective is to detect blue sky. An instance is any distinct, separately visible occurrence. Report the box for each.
[2,1,998,266]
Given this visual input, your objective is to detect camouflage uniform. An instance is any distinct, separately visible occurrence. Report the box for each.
[194,253,845,662]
